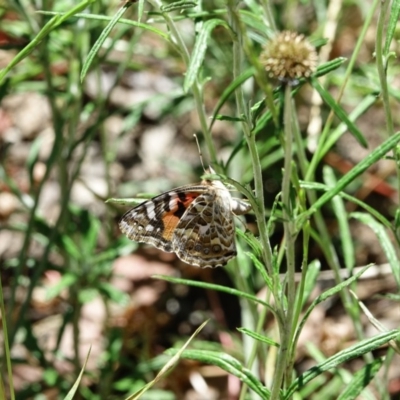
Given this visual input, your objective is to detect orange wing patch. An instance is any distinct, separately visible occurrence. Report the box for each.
[161,192,199,241]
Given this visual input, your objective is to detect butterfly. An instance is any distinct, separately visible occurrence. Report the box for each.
[119,169,251,268]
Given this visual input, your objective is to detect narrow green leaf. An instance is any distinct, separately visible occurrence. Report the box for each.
[237,327,279,347]
[245,251,272,289]
[318,94,377,162]
[106,197,149,206]
[253,109,273,135]
[98,282,129,304]
[183,19,230,92]
[323,166,355,271]
[299,180,393,229]
[161,1,197,12]
[214,115,246,122]
[64,346,92,400]
[311,77,368,148]
[300,260,321,309]
[238,9,274,39]
[294,265,372,355]
[61,236,81,260]
[384,0,400,56]
[0,0,95,82]
[209,67,255,130]
[351,212,400,287]
[0,15,61,82]
[26,136,43,186]
[153,275,275,312]
[168,349,271,399]
[127,321,209,400]
[0,278,15,400]
[39,11,169,39]
[80,3,132,82]
[298,132,400,227]
[313,57,347,78]
[337,358,384,400]
[137,0,145,22]
[285,330,399,399]
[46,273,78,300]
[236,229,262,259]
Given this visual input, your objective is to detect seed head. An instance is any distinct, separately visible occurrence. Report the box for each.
[260,31,318,83]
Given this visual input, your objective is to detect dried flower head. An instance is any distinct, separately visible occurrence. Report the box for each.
[260,31,318,82]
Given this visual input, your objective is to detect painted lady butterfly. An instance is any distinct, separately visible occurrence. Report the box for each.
[119,169,251,268]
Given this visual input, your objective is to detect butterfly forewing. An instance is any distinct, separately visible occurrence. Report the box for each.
[119,186,208,253]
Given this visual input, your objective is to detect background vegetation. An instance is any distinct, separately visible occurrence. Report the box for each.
[0,0,400,399]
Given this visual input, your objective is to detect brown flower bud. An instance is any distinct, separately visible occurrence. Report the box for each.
[260,31,318,83]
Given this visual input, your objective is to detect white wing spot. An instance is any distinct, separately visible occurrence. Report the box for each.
[145,202,156,219]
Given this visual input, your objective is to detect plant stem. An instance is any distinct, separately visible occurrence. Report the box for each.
[227,3,279,399]
[147,0,218,166]
[269,84,297,397]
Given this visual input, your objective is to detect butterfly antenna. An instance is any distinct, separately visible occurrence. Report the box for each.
[193,133,207,173]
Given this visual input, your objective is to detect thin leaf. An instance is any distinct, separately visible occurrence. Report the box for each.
[161,1,197,12]
[236,229,262,259]
[183,19,230,92]
[168,349,271,399]
[313,57,347,78]
[137,0,144,22]
[237,327,279,347]
[311,77,368,148]
[153,275,276,313]
[350,290,400,354]
[294,265,372,355]
[318,94,377,162]
[323,166,355,271]
[299,180,393,229]
[337,358,384,400]
[61,236,81,261]
[39,11,169,39]
[298,132,400,227]
[209,67,255,130]
[0,0,95,82]
[106,197,149,206]
[81,3,132,82]
[285,330,400,399]
[245,251,272,289]
[300,260,321,309]
[46,273,78,300]
[384,0,400,56]
[351,212,400,287]
[239,9,274,39]
[0,278,15,400]
[63,346,92,400]
[214,115,246,122]
[26,136,43,187]
[126,320,209,400]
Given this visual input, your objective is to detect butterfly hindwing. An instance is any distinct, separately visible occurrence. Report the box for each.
[172,185,237,268]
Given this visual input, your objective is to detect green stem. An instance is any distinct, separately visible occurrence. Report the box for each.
[147,0,218,166]
[269,85,297,398]
[227,3,279,399]
[7,34,65,346]
[376,0,400,210]
[375,0,393,138]
[0,277,15,400]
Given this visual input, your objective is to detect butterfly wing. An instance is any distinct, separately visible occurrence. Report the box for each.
[119,185,208,253]
[172,185,237,268]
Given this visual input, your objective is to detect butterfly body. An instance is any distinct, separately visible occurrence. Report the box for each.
[119,174,250,268]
